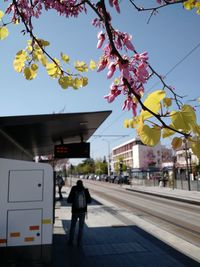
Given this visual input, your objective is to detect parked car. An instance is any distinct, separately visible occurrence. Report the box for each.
[107,175,117,183]
[114,175,131,184]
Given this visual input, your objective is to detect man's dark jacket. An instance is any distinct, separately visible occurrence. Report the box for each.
[67,185,91,213]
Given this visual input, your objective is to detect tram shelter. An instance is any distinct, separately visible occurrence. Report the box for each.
[0,110,111,265]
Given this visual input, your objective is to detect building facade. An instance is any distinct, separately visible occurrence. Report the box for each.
[111,137,173,172]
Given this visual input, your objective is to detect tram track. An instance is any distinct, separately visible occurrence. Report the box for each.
[82,180,200,247]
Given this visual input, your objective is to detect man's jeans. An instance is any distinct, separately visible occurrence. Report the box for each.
[69,212,85,245]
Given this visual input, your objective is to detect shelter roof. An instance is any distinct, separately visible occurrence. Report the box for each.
[0,110,111,161]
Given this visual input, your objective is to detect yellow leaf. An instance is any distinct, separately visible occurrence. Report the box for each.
[13,50,27,72]
[141,90,166,120]
[0,26,9,40]
[139,125,161,146]
[162,127,175,138]
[124,119,135,128]
[23,67,37,80]
[31,63,38,71]
[38,54,47,66]
[89,60,96,71]
[13,59,25,72]
[191,139,200,159]
[170,105,197,132]
[163,98,172,107]
[46,62,61,78]
[37,39,50,47]
[193,124,200,136]
[183,0,195,10]
[195,2,200,14]
[58,76,69,89]
[137,116,144,134]
[171,137,182,150]
[81,77,88,87]
[0,10,4,20]
[61,53,70,63]
[124,119,130,128]
[73,78,83,89]
[15,50,28,61]
[74,61,88,72]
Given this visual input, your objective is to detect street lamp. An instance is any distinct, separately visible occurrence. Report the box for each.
[93,135,129,177]
[102,139,111,176]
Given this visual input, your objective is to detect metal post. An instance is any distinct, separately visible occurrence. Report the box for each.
[172,156,176,190]
[184,139,191,191]
[108,141,111,177]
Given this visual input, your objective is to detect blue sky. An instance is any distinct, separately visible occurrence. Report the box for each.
[0,1,200,164]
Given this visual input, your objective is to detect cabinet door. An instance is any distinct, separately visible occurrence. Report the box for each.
[8,170,44,202]
[7,209,42,247]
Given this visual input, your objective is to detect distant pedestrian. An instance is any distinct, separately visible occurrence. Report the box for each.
[67,180,91,247]
[56,174,65,200]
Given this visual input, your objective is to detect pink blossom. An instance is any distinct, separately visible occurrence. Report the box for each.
[107,62,116,79]
[109,0,120,13]
[122,97,137,116]
[123,33,135,51]
[104,84,121,103]
[134,52,148,62]
[132,103,137,117]
[104,93,116,103]
[118,60,130,81]
[136,62,149,83]
[97,58,108,72]
[97,31,106,49]
[122,97,133,111]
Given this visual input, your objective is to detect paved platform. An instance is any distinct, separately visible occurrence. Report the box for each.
[51,185,200,267]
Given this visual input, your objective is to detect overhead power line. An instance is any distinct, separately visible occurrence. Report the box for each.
[93,41,200,137]
[147,41,200,92]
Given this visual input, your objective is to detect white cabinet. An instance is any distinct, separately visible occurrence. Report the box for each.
[8,170,44,202]
[7,209,42,246]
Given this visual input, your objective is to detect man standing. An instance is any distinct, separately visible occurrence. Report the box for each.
[56,174,65,200]
[67,180,91,246]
